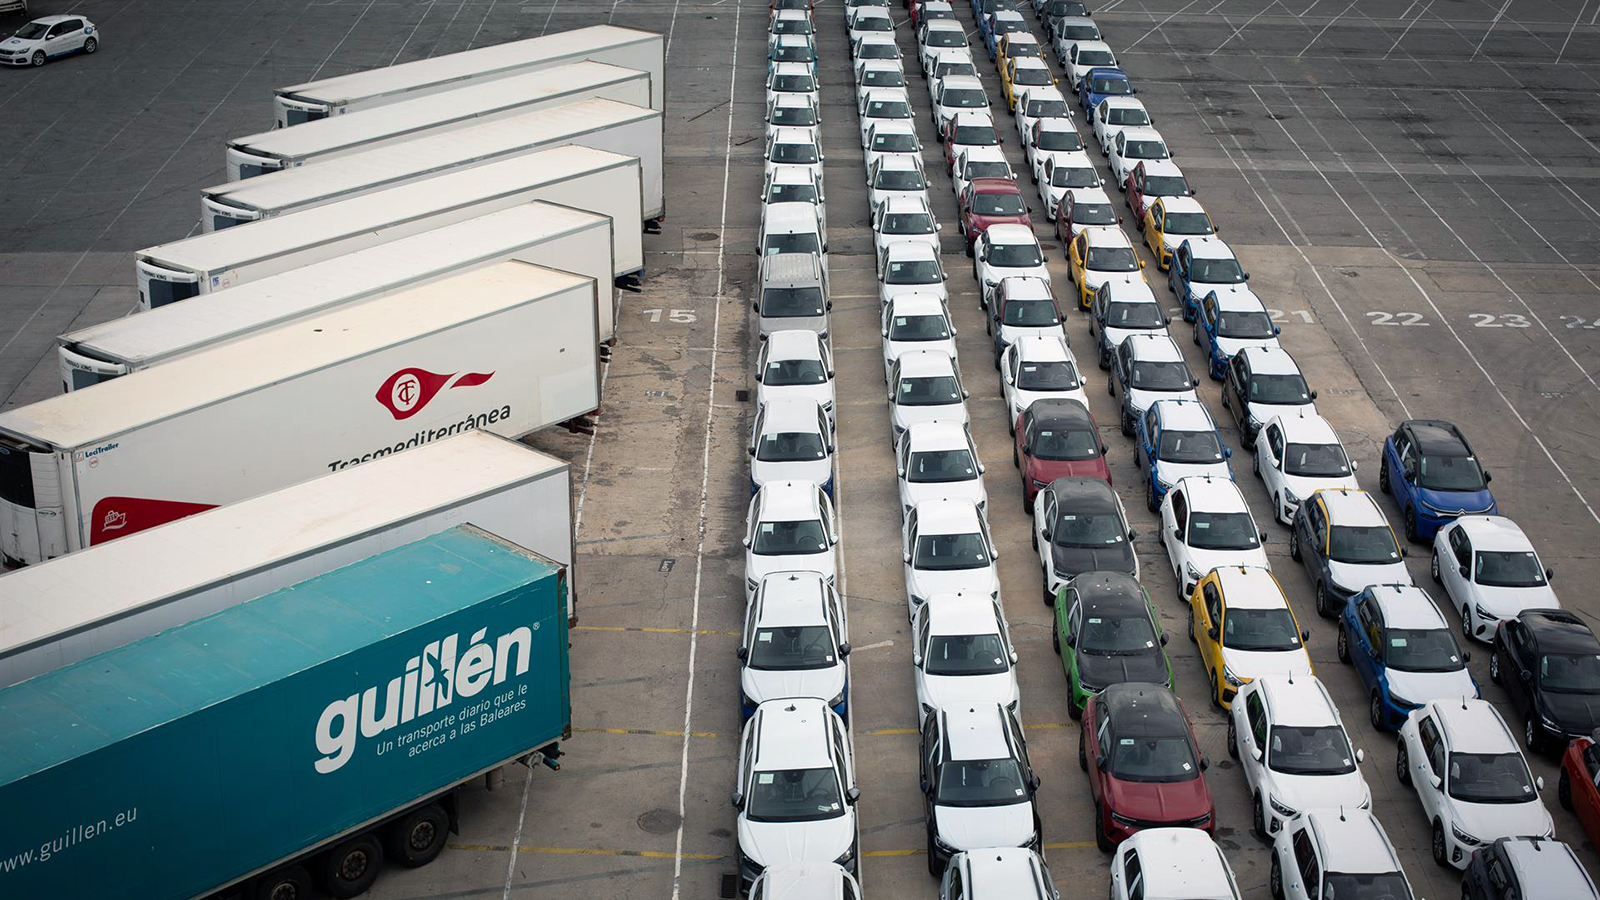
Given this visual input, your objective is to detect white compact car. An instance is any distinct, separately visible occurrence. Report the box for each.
[873,195,941,268]
[1013,87,1073,144]
[888,349,969,444]
[867,155,930,211]
[919,704,1040,874]
[853,33,902,62]
[973,224,1047,308]
[747,863,861,900]
[1254,413,1357,525]
[755,330,836,429]
[744,481,840,603]
[1110,828,1242,900]
[734,699,860,892]
[749,397,833,496]
[740,572,850,717]
[912,596,1021,718]
[990,275,1066,358]
[1,15,98,67]
[855,58,907,94]
[763,166,828,249]
[768,62,821,107]
[864,121,923,169]
[1087,275,1166,369]
[903,498,999,620]
[1230,675,1370,838]
[1024,118,1086,185]
[952,146,1016,200]
[897,421,987,517]
[1001,336,1087,428]
[1092,97,1152,154]
[926,50,980,105]
[1107,127,1170,189]
[919,21,970,74]
[933,75,992,135]
[1269,809,1413,900]
[882,294,959,383]
[1395,698,1553,869]
[1161,476,1269,601]
[858,87,915,147]
[1063,39,1116,87]
[940,848,1059,900]
[846,7,894,49]
[765,127,825,186]
[1432,515,1558,643]
[879,239,949,309]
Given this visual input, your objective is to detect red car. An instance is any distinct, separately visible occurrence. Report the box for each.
[942,111,1001,173]
[1560,735,1600,851]
[1015,399,1110,509]
[1080,682,1213,851]
[1124,160,1193,224]
[959,177,1030,253]
[909,0,952,27]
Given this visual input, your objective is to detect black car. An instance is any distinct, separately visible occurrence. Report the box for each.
[1219,345,1316,445]
[1491,608,1600,752]
[1033,477,1136,604]
[1463,837,1598,900]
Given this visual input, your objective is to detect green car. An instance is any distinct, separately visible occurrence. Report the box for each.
[1051,570,1174,718]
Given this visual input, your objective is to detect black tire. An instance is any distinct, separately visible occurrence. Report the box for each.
[1078,727,1088,772]
[1042,571,1053,606]
[1289,527,1301,562]
[30,51,44,66]
[1396,739,1412,786]
[1525,715,1545,754]
[1431,819,1449,869]
[385,803,449,868]
[83,37,97,54]
[1379,457,1391,494]
[1146,478,1158,513]
[1370,692,1384,730]
[1227,716,1239,759]
[1252,791,1267,840]
[1052,618,1061,654]
[1209,669,1222,709]
[1560,767,1574,811]
[1404,506,1421,544]
[1269,853,1285,900]
[1014,443,1021,468]
[317,833,384,899]
[1067,690,1082,720]
[1094,802,1112,852]
[1315,580,1332,619]
[1462,604,1473,643]
[253,865,313,900]
[1023,481,1034,515]
[1489,647,1501,684]
[927,831,942,877]
[1188,605,1196,642]
[1337,626,1350,662]
[1120,406,1134,437]
[1431,548,1442,583]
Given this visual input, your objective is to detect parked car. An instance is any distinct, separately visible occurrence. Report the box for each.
[865,121,923,169]
[882,293,959,383]
[1018,403,1112,513]
[755,330,836,430]
[1033,477,1135,603]
[1169,237,1249,323]
[1141,196,1212,271]
[1039,155,1105,224]
[1136,399,1232,513]
[1560,733,1600,850]
[897,421,987,518]
[1001,336,1086,436]
[973,224,1047,309]
[1291,488,1411,618]
[1067,225,1143,310]
[1078,66,1134,113]
[1194,286,1280,381]
[903,497,1000,620]
[879,239,949,309]
[873,195,941,268]
[1380,420,1497,542]
[1269,809,1414,900]
[739,571,850,717]
[933,75,991,135]
[988,276,1066,365]
[1110,829,1240,900]
[1125,159,1193,223]
[1339,583,1478,730]
[1053,185,1119,240]
[1025,117,1086,184]
[769,9,816,34]
[919,703,1040,873]
[1436,516,1555,644]
[943,111,1003,173]
[888,350,969,444]
[762,165,828,247]
[766,93,821,142]
[1159,476,1266,601]
[868,155,931,211]
[0,14,96,66]
[748,398,833,496]
[1062,39,1115,88]
[1108,333,1198,438]
[744,481,839,602]
[1490,608,1599,752]
[747,863,862,899]
[939,848,1060,900]
[1053,571,1171,719]
[858,88,915,147]
[958,177,1030,250]
[912,595,1020,717]
[1092,97,1152,155]
[1087,276,1166,370]
[952,146,1016,201]
[1223,346,1316,445]
[1081,683,1214,850]
[1463,837,1598,900]
[1189,566,1312,709]
[1230,675,1370,839]
[1254,412,1356,526]
[767,62,821,106]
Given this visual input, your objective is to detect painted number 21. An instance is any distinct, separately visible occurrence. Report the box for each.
[643,308,697,323]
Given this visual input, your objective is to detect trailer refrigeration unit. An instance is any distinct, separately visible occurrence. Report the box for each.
[272,23,664,126]
[0,431,574,687]
[61,202,617,391]
[0,525,571,900]
[0,261,599,567]
[228,61,650,181]
[198,102,663,237]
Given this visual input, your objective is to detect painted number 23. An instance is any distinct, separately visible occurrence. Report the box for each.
[643,308,697,323]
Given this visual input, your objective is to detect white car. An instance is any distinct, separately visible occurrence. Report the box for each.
[942,111,1001,173]
[1110,829,1242,900]
[853,33,902,62]
[873,195,941,268]
[758,201,827,260]
[744,481,840,602]
[926,50,980,105]
[913,598,1022,718]
[1038,153,1103,220]
[1173,237,1249,320]
[989,276,1066,359]
[1055,186,1119,240]
[952,146,1015,199]
[1109,332,1199,438]
[1223,345,1317,444]
[879,240,948,308]
[854,58,907,95]
[1230,675,1371,838]
[1063,39,1116,87]
[740,572,850,716]
[749,398,834,495]
[1092,97,1152,154]
[1291,488,1413,617]
[764,127,824,186]
[734,698,859,892]
[1001,336,1086,427]
[858,88,915,148]
[1087,275,1166,368]
[1432,515,1559,643]
[1013,87,1073,144]
[1127,158,1192,205]
[1396,698,1553,868]
[919,0,957,22]
[919,20,970,73]
[767,62,821,107]
[972,224,1047,308]
[1193,285,1281,374]
[756,330,836,430]
[1023,118,1086,184]
[763,166,829,249]
[1005,58,1055,111]
[768,9,816,36]
[919,703,1039,874]
[940,848,1058,900]
[882,294,958,382]
[1139,399,1233,508]
[766,93,821,143]
[897,421,987,516]
[1255,413,1358,525]
[867,155,930,211]
[847,7,894,49]
[1161,476,1269,601]
[748,863,861,900]
[1338,583,1479,729]
[0,15,98,67]
[864,121,923,169]
[888,350,969,443]
[933,75,991,136]
[1269,809,1413,900]
[1107,127,1170,189]
[903,498,999,619]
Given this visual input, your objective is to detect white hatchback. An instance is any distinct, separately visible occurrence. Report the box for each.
[912,596,1021,717]
[879,240,949,309]
[0,15,97,66]
[1254,412,1358,525]
[882,294,959,383]
[867,155,930,211]
[903,498,1000,619]
[973,224,1047,309]
[1092,97,1152,154]
[1432,515,1559,643]
[896,421,987,517]
[744,482,840,603]
[1161,476,1269,601]
[740,572,850,717]
[1230,675,1370,838]
[1110,829,1241,900]
[1107,127,1170,189]
[749,398,834,496]
[873,195,942,269]
[858,88,915,148]
[952,146,1016,200]
[756,330,836,430]
[1001,336,1088,429]
[888,349,970,443]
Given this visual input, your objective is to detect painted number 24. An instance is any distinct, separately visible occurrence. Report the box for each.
[643,308,697,323]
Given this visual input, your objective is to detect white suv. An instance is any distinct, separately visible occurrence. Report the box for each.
[903,498,1000,620]
[940,848,1059,900]
[749,398,834,495]
[1269,809,1413,900]
[1254,412,1358,525]
[744,482,840,602]
[1230,675,1370,839]
[740,572,850,718]
[888,350,970,443]
[882,293,959,382]
[756,330,836,430]
[748,863,861,900]
[1160,476,1268,601]
[912,594,1020,717]
[897,421,987,517]
[1431,515,1559,643]
[873,195,941,268]
[920,704,1040,874]
[1110,828,1241,900]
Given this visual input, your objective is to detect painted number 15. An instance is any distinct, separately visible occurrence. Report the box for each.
[643,308,697,323]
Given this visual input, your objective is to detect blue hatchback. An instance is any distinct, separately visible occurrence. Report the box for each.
[1338,583,1479,730]
[1077,67,1133,113]
[1379,419,1496,542]
[1135,398,1231,512]
[1193,286,1279,381]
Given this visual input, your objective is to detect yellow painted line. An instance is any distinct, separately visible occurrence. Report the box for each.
[864,848,925,857]
[447,843,724,860]
[860,727,919,736]
[1022,722,1075,730]
[574,625,739,636]
[571,726,720,739]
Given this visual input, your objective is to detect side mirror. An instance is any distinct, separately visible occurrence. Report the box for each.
[962,389,971,399]
[742,536,752,548]
[1459,564,1469,579]
[1428,773,1442,790]
[1400,547,1408,558]
[1138,259,1146,269]
[1101,443,1109,454]
[1273,326,1282,336]
[839,642,852,657]
[1243,272,1251,281]
[1022,445,1032,457]
[1259,530,1268,541]
[1039,527,1049,541]
[1461,647,1471,662]
[736,646,749,660]
[1484,470,1493,483]
[1250,744,1262,762]
[1029,773,1042,790]
[1349,459,1358,471]
[1545,567,1554,580]
[978,463,986,473]
[1301,629,1311,642]
[748,447,756,457]
[1224,447,1233,458]
[1355,748,1366,764]
[826,301,834,310]
[752,301,760,311]
[1094,755,1107,771]
[897,466,906,477]
[1164,316,1172,325]
[1199,755,1210,771]
[1208,625,1220,641]
[904,551,913,563]
[1159,632,1168,645]
[731,791,745,809]
[1117,216,1124,224]
[1005,373,1015,385]
[829,532,841,544]
[1127,528,1138,540]
[889,391,897,401]
[920,776,932,794]
[846,787,861,804]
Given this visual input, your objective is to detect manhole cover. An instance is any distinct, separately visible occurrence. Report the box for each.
[691,231,719,241]
[638,808,682,834]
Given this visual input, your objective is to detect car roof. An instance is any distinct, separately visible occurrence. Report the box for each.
[942,704,1013,761]
[887,293,948,318]
[1005,32,1041,45]
[1255,674,1339,727]
[1013,56,1049,69]
[756,481,823,520]
[752,698,835,770]
[853,6,893,18]
[877,153,923,171]
[927,595,1002,637]
[772,127,818,145]
[1209,287,1269,313]
[1182,236,1237,260]
[1038,117,1078,134]
[1101,274,1159,303]
[999,275,1051,300]
[1065,186,1112,205]
[1118,126,1165,143]
[773,8,810,18]
[1014,335,1071,362]
[756,572,829,626]
[1029,397,1093,428]
[986,223,1038,244]
[1518,609,1600,654]
[882,194,932,214]
[1151,398,1215,431]
[1083,225,1134,249]
[1125,829,1236,900]
[765,329,824,360]
[1403,419,1471,455]
[762,252,822,284]
[971,176,1022,194]
[1074,571,1147,615]
[886,239,938,261]
[951,110,996,127]
[1237,345,1301,375]
[959,145,1009,166]
[1365,583,1450,631]
[931,49,978,67]
[1314,488,1388,527]
[1047,475,1119,511]
[994,9,1026,20]
[926,18,966,31]
[1270,411,1339,445]
[772,62,815,77]
[856,32,897,45]
[1085,66,1129,80]
[26,15,81,24]
[1137,159,1185,179]
[1305,810,1402,875]
[1499,838,1597,897]
[1100,96,1146,111]
[769,166,817,187]
[1175,475,1248,512]
[913,497,984,534]
[1019,86,1068,105]
[897,348,958,378]
[1157,196,1205,215]
[1100,683,1188,737]
[940,75,985,90]
[961,848,1046,894]
[759,397,824,432]
[759,862,853,900]
[1124,332,1183,361]
[1429,698,1516,754]
[1214,566,1286,608]
[905,420,970,451]
[1452,515,1535,552]
[764,203,819,229]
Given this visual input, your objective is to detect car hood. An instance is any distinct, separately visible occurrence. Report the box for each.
[908,566,1000,600]
[759,383,834,414]
[1214,335,1280,357]
[903,477,986,513]
[893,401,968,432]
[1272,771,1369,813]
[1077,649,1169,690]
[1385,667,1477,705]
[753,458,832,489]
[997,324,1064,346]
[1184,545,1270,581]
[749,551,835,587]
[1,37,36,49]
[972,213,1032,232]
[1245,400,1315,428]
[1104,774,1210,823]
[739,813,856,867]
[984,263,1049,286]
[1152,460,1229,489]
[1473,583,1560,619]
[921,671,1020,713]
[1028,454,1110,487]
[1127,387,1198,413]
[1327,560,1411,595]
[933,802,1034,850]
[1222,645,1313,682]
[882,281,948,306]
[1280,472,1360,500]
[1447,797,1552,845]
[743,665,846,706]
[1417,486,1496,516]
[1052,542,1136,580]
[1541,690,1600,736]
[1011,386,1090,417]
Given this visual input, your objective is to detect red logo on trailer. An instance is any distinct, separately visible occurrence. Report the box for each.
[89,497,219,545]
[374,368,496,420]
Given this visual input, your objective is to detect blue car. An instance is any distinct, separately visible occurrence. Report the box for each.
[1167,237,1249,323]
[1192,285,1279,381]
[1338,583,1479,730]
[982,11,1028,60]
[1379,419,1496,542]
[1077,66,1133,113]
[972,0,1019,19]
[1134,398,1231,512]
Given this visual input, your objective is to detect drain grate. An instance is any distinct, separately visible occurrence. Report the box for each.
[720,873,738,898]
[735,389,750,402]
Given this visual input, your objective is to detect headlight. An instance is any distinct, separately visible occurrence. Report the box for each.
[1328,580,1358,598]
[931,833,956,853]
[739,850,763,880]
[921,702,934,718]
[1282,488,1300,505]
[910,593,927,609]
[1109,811,1139,827]
[1451,823,1482,847]
[741,690,758,708]
[1387,691,1417,710]
[1474,604,1496,623]
[829,690,846,708]
[1269,795,1297,818]
[834,843,857,866]
[1032,479,1049,488]
[746,577,760,594]
[1007,699,1020,714]
[1185,562,1201,581]
[984,279,998,288]
[1156,475,1175,490]
[1222,664,1244,687]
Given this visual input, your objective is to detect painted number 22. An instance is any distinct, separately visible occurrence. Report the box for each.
[1366,311,1428,326]
[643,308,697,323]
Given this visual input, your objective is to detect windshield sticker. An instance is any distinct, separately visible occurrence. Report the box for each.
[758,633,773,642]
[758,773,775,784]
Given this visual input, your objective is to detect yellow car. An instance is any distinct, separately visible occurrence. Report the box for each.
[1068,226,1144,309]
[1188,566,1314,710]
[1142,197,1215,271]
[1001,57,1057,112]
[996,32,1043,71]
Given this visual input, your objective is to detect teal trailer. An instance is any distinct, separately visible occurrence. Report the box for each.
[0,524,570,900]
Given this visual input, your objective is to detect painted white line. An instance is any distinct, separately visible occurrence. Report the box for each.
[1382,0,1433,59]
[572,356,614,535]
[1294,0,1357,58]
[669,5,740,898]
[389,0,440,64]
[1123,0,1204,52]
[1470,0,1515,60]
[1555,0,1589,62]
[307,0,381,80]
[852,639,896,652]
[539,0,560,36]
[665,0,686,58]
[1456,91,1600,223]
[1208,0,1286,57]
[499,763,536,900]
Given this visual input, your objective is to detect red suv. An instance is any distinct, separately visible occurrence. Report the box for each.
[1125,161,1192,224]
[959,177,1030,253]
[1080,683,1213,851]
[1015,399,1109,509]
[942,112,1001,173]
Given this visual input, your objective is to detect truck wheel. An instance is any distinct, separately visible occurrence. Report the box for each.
[318,833,384,898]
[253,864,312,900]
[386,803,450,868]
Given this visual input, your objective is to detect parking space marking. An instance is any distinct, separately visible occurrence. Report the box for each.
[572,726,722,739]
[1208,0,1291,57]
[1123,0,1205,51]
[1469,0,1514,61]
[451,843,725,860]
[574,624,742,635]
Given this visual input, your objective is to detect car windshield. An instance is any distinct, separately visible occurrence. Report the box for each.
[1036,129,1083,151]
[973,193,1026,215]
[1111,736,1199,782]
[928,30,965,47]
[761,286,825,317]
[924,6,956,18]
[885,259,942,284]
[1105,106,1150,126]
[1162,211,1210,234]
[866,99,911,118]
[752,519,829,555]
[1030,426,1098,460]
[1072,202,1117,225]
[994,19,1026,34]
[771,106,818,127]
[1003,299,1059,327]
[749,625,836,671]
[1212,311,1273,340]
[765,233,821,256]
[953,124,999,145]
[1385,628,1465,673]
[1187,512,1260,550]
[1018,362,1083,394]
[1076,49,1115,66]
[1540,653,1600,693]
[914,531,991,569]
[1053,166,1099,188]
[890,314,951,341]
[1090,76,1132,95]
[1080,611,1157,654]
[875,169,927,191]
[768,183,819,205]
[1059,24,1099,40]
[941,87,988,108]
[774,46,815,62]
[897,375,963,406]
[873,132,919,152]
[1267,725,1355,775]
[1222,608,1301,652]
[989,243,1044,268]
[965,160,1013,181]
[772,18,812,33]
[1189,257,1247,283]
[1327,525,1400,564]
[1129,360,1191,391]
[857,41,899,58]
[772,142,820,164]
[1417,454,1486,491]
[1447,752,1537,804]
[884,212,936,234]
[756,431,827,463]
[1321,874,1415,900]
[1283,443,1351,477]
[1086,246,1139,271]
[1026,99,1071,118]
[935,758,1027,806]
[14,22,47,39]
[924,633,1009,676]
[1052,511,1125,547]
[936,62,979,79]
[1142,175,1189,197]
[1249,373,1311,404]
[1157,428,1223,463]
[862,69,905,88]
[853,15,893,30]
[1014,69,1053,86]
[1475,551,1547,588]
[1123,139,1168,159]
[772,74,816,92]
[764,358,827,386]
[908,449,978,483]
[746,767,845,823]
[1106,301,1165,329]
